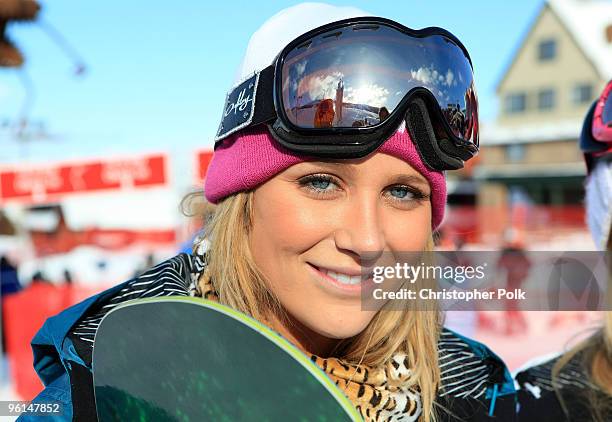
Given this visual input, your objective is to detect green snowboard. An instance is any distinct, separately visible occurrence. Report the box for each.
[92,296,362,421]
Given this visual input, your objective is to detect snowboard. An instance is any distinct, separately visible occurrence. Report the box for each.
[92,296,362,421]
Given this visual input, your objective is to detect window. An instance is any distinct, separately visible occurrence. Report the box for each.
[538,39,557,61]
[571,83,593,104]
[505,93,527,114]
[505,144,525,162]
[538,88,556,110]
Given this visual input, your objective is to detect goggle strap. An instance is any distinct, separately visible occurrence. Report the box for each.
[214,65,276,146]
[251,65,276,128]
[405,98,463,171]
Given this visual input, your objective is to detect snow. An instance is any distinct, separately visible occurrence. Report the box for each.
[0,367,19,422]
[60,188,181,230]
[16,244,178,287]
[21,210,60,232]
[480,118,583,145]
[473,311,601,371]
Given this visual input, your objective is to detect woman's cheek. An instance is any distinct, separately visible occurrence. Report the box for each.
[280,196,341,241]
[384,205,432,251]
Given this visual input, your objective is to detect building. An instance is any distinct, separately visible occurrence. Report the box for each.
[476,0,612,244]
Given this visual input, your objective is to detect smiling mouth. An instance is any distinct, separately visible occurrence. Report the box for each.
[308,263,374,286]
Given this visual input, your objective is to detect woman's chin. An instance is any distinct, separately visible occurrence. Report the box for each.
[307,318,373,341]
[320,328,365,340]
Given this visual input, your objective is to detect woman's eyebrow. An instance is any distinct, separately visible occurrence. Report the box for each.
[304,161,358,176]
[390,174,430,189]
[303,163,430,188]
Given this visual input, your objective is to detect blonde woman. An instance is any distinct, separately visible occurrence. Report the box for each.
[515,81,612,421]
[21,4,515,421]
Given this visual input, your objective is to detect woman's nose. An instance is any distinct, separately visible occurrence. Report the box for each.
[333,194,385,260]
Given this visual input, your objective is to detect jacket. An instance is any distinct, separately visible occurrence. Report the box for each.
[515,350,612,421]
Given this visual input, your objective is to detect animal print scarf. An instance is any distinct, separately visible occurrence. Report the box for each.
[197,268,423,422]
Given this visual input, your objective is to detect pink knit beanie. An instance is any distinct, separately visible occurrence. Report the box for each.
[204,124,447,229]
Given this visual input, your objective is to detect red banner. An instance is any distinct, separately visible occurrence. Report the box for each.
[30,227,177,256]
[0,154,167,204]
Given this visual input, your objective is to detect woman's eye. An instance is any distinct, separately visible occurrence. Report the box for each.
[386,185,425,202]
[298,175,339,194]
[310,178,332,190]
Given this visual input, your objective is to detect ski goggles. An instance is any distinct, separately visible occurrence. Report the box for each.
[580,80,612,173]
[214,17,479,171]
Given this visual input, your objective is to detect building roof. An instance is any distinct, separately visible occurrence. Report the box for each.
[487,0,611,144]
[496,0,612,92]
[549,0,612,79]
[480,118,584,145]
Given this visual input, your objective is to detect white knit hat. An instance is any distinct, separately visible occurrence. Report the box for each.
[232,3,371,85]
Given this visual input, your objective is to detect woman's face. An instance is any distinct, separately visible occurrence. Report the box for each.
[250,152,432,355]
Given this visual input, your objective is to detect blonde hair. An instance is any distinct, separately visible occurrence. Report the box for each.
[552,240,612,421]
[182,189,442,421]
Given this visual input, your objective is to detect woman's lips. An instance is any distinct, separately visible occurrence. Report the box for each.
[306,263,375,294]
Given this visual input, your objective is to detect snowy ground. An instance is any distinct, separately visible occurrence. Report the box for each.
[470,311,602,371]
[0,363,19,422]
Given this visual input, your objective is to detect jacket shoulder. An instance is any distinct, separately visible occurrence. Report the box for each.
[514,351,604,420]
[27,253,206,411]
[514,350,598,401]
[68,252,205,366]
[437,328,517,421]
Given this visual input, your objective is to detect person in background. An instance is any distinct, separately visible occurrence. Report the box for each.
[515,80,612,421]
[313,98,335,128]
[1,255,21,359]
[0,255,21,296]
[496,231,531,336]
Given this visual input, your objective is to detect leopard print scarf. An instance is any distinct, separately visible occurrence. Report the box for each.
[196,268,423,422]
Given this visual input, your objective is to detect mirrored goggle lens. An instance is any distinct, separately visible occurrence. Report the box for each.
[281,23,478,145]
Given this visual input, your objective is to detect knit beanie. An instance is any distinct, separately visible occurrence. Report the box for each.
[204,3,447,229]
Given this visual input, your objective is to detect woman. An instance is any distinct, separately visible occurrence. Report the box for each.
[515,80,612,421]
[20,4,515,421]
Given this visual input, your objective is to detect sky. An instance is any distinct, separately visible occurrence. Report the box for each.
[0,0,544,164]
